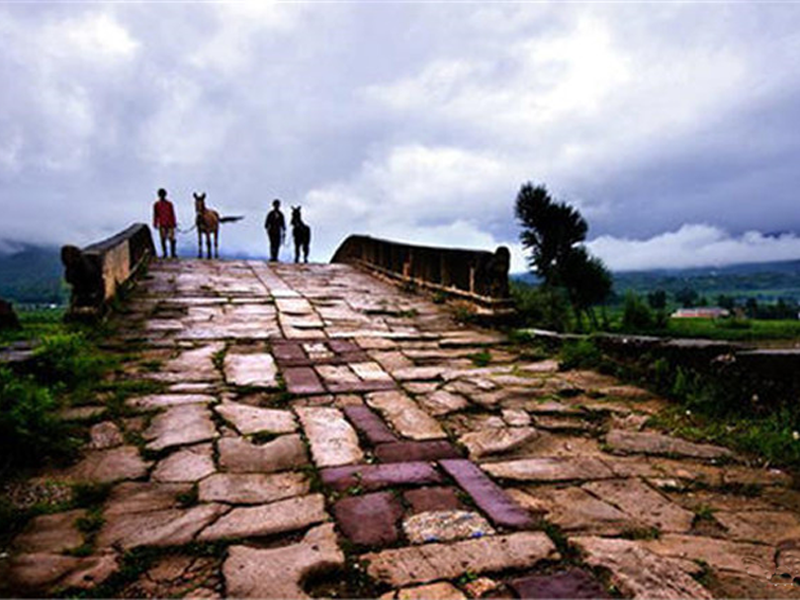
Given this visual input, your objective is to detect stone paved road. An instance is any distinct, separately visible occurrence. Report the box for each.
[6,259,800,598]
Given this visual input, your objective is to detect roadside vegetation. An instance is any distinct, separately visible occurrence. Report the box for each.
[0,308,115,478]
[552,336,800,470]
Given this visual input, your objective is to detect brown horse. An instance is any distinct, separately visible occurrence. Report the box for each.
[194,192,242,258]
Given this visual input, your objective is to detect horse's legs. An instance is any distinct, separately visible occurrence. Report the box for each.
[205,233,211,259]
[303,241,309,263]
[197,229,202,258]
[294,239,300,263]
[213,229,219,259]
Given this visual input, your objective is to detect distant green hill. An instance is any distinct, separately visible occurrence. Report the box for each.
[0,244,67,306]
[513,259,800,304]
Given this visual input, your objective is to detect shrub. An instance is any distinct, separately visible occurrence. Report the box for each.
[621,292,655,331]
[0,367,79,472]
[511,282,572,332]
[559,338,602,371]
[32,332,110,388]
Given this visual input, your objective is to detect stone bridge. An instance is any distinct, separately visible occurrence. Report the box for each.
[5,229,800,598]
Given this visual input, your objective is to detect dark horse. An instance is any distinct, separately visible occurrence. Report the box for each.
[291,206,311,263]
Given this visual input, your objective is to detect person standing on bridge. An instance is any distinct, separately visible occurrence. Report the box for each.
[264,199,286,262]
[153,188,177,259]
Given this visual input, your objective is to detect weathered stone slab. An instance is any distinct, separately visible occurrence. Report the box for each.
[104,482,193,517]
[364,531,558,587]
[333,491,404,546]
[161,343,223,382]
[98,503,228,549]
[351,362,393,381]
[13,509,86,554]
[89,421,124,450]
[375,440,460,463]
[511,486,631,535]
[643,534,775,581]
[60,405,106,421]
[482,457,614,482]
[393,582,466,600]
[502,409,532,427]
[367,391,447,440]
[7,552,118,594]
[283,366,326,395]
[713,510,800,545]
[583,479,695,533]
[391,366,445,381]
[316,364,360,385]
[275,298,314,314]
[320,462,443,492]
[218,434,308,473]
[606,429,734,460]
[271,340,306,363]
[459,427,538,460]
[404,487,466,515]
[152,443,216,483]
[215,402,297,435]
[440,459,533,529]
[224,353,279,388]
[509,568,611,599]
[296,406,364,467]
[199,472,309,504]
[144,404,218,452]
[343,405,398,444]
[403,510,495,545]
[68,446,152,483]
[417,390,469,416]
[126,394,215,410]
[224,524,344,598]
[573,536,712,599]
[198,494,327,541]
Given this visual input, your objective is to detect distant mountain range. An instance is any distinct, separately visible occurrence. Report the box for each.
[4,241,800,306]
[0,244,66,306]
[515,259,800,302]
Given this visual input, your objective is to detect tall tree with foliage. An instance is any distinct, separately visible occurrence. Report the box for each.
[515,183,587,286]
[515,182,611,329]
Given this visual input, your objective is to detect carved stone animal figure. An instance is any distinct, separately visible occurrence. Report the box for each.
[291,206,311,263]
[193,193,243,259]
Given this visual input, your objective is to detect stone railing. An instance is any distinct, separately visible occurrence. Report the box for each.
[526,328,800,410]
[331,235,512,309]
[61,223,155,318]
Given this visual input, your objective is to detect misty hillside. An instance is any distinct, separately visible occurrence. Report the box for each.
[514,259,800,303]
[0,244,66,306]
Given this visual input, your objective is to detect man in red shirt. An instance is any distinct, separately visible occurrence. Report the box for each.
[153,188,177,258]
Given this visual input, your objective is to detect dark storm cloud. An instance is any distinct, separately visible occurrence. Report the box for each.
[2,2,800,270]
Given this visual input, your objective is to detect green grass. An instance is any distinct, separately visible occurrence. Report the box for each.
[666,317,800,341]
[0,313,117,478]
[0,307,66,344]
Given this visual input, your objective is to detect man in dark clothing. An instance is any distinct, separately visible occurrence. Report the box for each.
[264,199,286,262]
[153,188,177,258]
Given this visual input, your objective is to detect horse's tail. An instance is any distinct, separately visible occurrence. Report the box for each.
[219,216,244,223]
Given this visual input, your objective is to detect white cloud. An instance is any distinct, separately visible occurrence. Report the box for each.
[40,13,139,64]
[588,224,800,271]
[188,2,309,72]
[137,76,235,166]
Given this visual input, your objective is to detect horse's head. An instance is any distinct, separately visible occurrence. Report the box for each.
[194,192,206,212]
[291,206,302,225]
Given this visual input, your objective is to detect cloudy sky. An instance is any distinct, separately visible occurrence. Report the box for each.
[2,2,800,272]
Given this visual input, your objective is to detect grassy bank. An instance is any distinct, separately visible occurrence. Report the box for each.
[554,336,800,470]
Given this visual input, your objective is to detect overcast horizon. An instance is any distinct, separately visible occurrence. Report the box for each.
[2,2,800,273]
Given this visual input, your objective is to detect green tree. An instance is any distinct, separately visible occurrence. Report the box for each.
[561,246,613,328]
[515,183,587,286]
[515,182,611,329]
[647,289,667,310]
[675,287,699,308]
